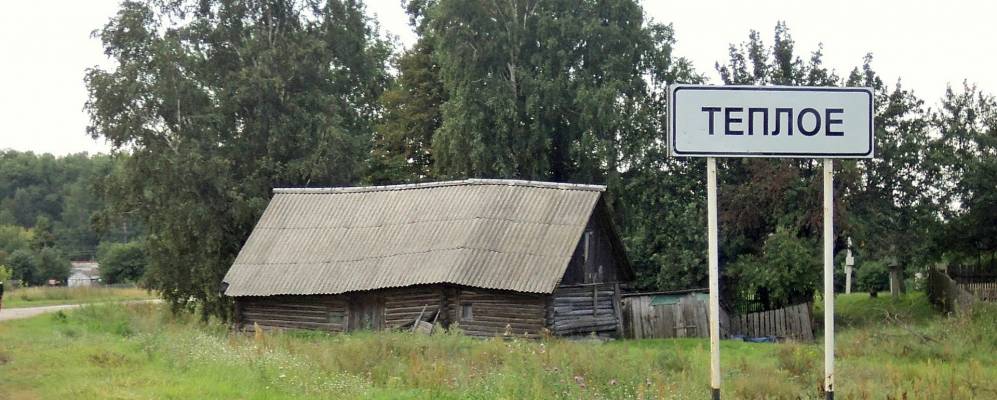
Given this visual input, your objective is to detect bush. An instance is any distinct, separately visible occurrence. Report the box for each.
[0,265,11,282]
[856,260,889,293]
[727,226,821,309]
[7,249,38,284]
[35,247,70,283]
[97,241,147,284]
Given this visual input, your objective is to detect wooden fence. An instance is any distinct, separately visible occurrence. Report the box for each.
[727,302,814,341]
[621,291,728,339]
[957,282,997,302]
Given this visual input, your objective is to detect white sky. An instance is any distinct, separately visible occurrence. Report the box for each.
[1,0,994,156]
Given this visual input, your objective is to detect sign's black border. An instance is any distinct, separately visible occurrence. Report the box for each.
[669,85,874,158]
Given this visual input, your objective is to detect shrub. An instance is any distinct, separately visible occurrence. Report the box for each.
[97,241,147,284]
[856,260,889,293]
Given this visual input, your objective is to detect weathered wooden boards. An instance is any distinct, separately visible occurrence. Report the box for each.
[234,283,627,339]
[238,295,348,332]
[727,302,814,341]
[621,293,714,339]
[550,283,622,338]
[383,286,443,329]
[958,282,997,301]
[453,288,547,338]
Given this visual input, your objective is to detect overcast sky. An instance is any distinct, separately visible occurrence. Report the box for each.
[2,0,994,156]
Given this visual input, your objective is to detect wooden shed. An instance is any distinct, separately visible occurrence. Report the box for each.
[222,179,634,338]
[621,289,729,339]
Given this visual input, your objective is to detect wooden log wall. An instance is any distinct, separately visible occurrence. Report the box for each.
[727,302,814,341]
[550,283,622,337]
[453,288,547,338]
[382,285,445,329]
[237,295,348,332]
[621,293,711,339]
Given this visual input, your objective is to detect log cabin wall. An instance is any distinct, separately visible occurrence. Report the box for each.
[549,283,623,337]
[236,295,349,332]
[236,282,626,339]
[452,287,547,338]
[381,285,446,329]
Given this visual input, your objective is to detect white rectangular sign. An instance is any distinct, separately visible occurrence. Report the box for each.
[669,85,874,158]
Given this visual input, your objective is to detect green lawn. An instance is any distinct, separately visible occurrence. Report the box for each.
[1,286,155,309]
[0,294,994,399]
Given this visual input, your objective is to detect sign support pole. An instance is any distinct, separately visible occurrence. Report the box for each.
[707,157,721,400]
[823,158,835,400]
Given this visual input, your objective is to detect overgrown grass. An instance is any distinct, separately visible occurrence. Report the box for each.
[815,292,938,329]
[1,286,154,308]
[0,294,994,399]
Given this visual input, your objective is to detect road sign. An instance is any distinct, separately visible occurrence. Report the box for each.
[669,85,873,158]
[668,84,873,400]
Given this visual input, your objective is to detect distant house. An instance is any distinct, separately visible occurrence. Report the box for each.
[68,261,101,287]
[222,179,633,338]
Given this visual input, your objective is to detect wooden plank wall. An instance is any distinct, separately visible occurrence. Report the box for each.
[621,294,711,339]
[453,288,547,338]
[237,295,348,332]
[550,283,622,337]
[727,302,814,341]
[958,282,997,301]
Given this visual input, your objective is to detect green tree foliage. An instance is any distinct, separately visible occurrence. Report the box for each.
[711,23,942,308]
[929,83,997,266]
[97,241,147,284]
[35,248,71,283]
[365,37,445,184]
[619,158,708,290]
[85,0,391,318]
[0,151,123,260]
[855,259,889,293]
[0,225,32,266]
[7,249,38,284]
[727,227,821,308]
[843,57,939,274]
[713,23,845,307]
[0,265,12,283]
[30,216,57,250]
[422,0,694,183]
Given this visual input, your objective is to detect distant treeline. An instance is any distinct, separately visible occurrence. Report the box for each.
[44,0,994,318]
[0,151,143,285]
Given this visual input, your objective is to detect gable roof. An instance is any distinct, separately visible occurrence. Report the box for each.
[223,179,626,297]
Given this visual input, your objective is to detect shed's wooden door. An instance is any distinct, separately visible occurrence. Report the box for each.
[348,296,383,331]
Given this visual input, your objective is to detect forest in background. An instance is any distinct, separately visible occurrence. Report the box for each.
[3,0,993,318]
[0,151,144,285]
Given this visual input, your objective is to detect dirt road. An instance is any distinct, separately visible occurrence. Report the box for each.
[0,299,161,322]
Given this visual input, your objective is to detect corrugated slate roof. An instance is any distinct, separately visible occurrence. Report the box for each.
[223,179,606,296]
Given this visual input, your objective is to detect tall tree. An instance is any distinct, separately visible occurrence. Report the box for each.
[365,37,445,184]
[929,83,997,266]
[844,57,938,274]
[86,0,391,318]
[422,0,693,184]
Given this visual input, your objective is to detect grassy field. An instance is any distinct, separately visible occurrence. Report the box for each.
[1,286,155,309]
[0,293,994,399]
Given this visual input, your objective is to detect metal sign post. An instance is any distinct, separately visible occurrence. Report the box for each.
[668,85,873,399]
[823,158,835,399]
[707,157,721,400]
